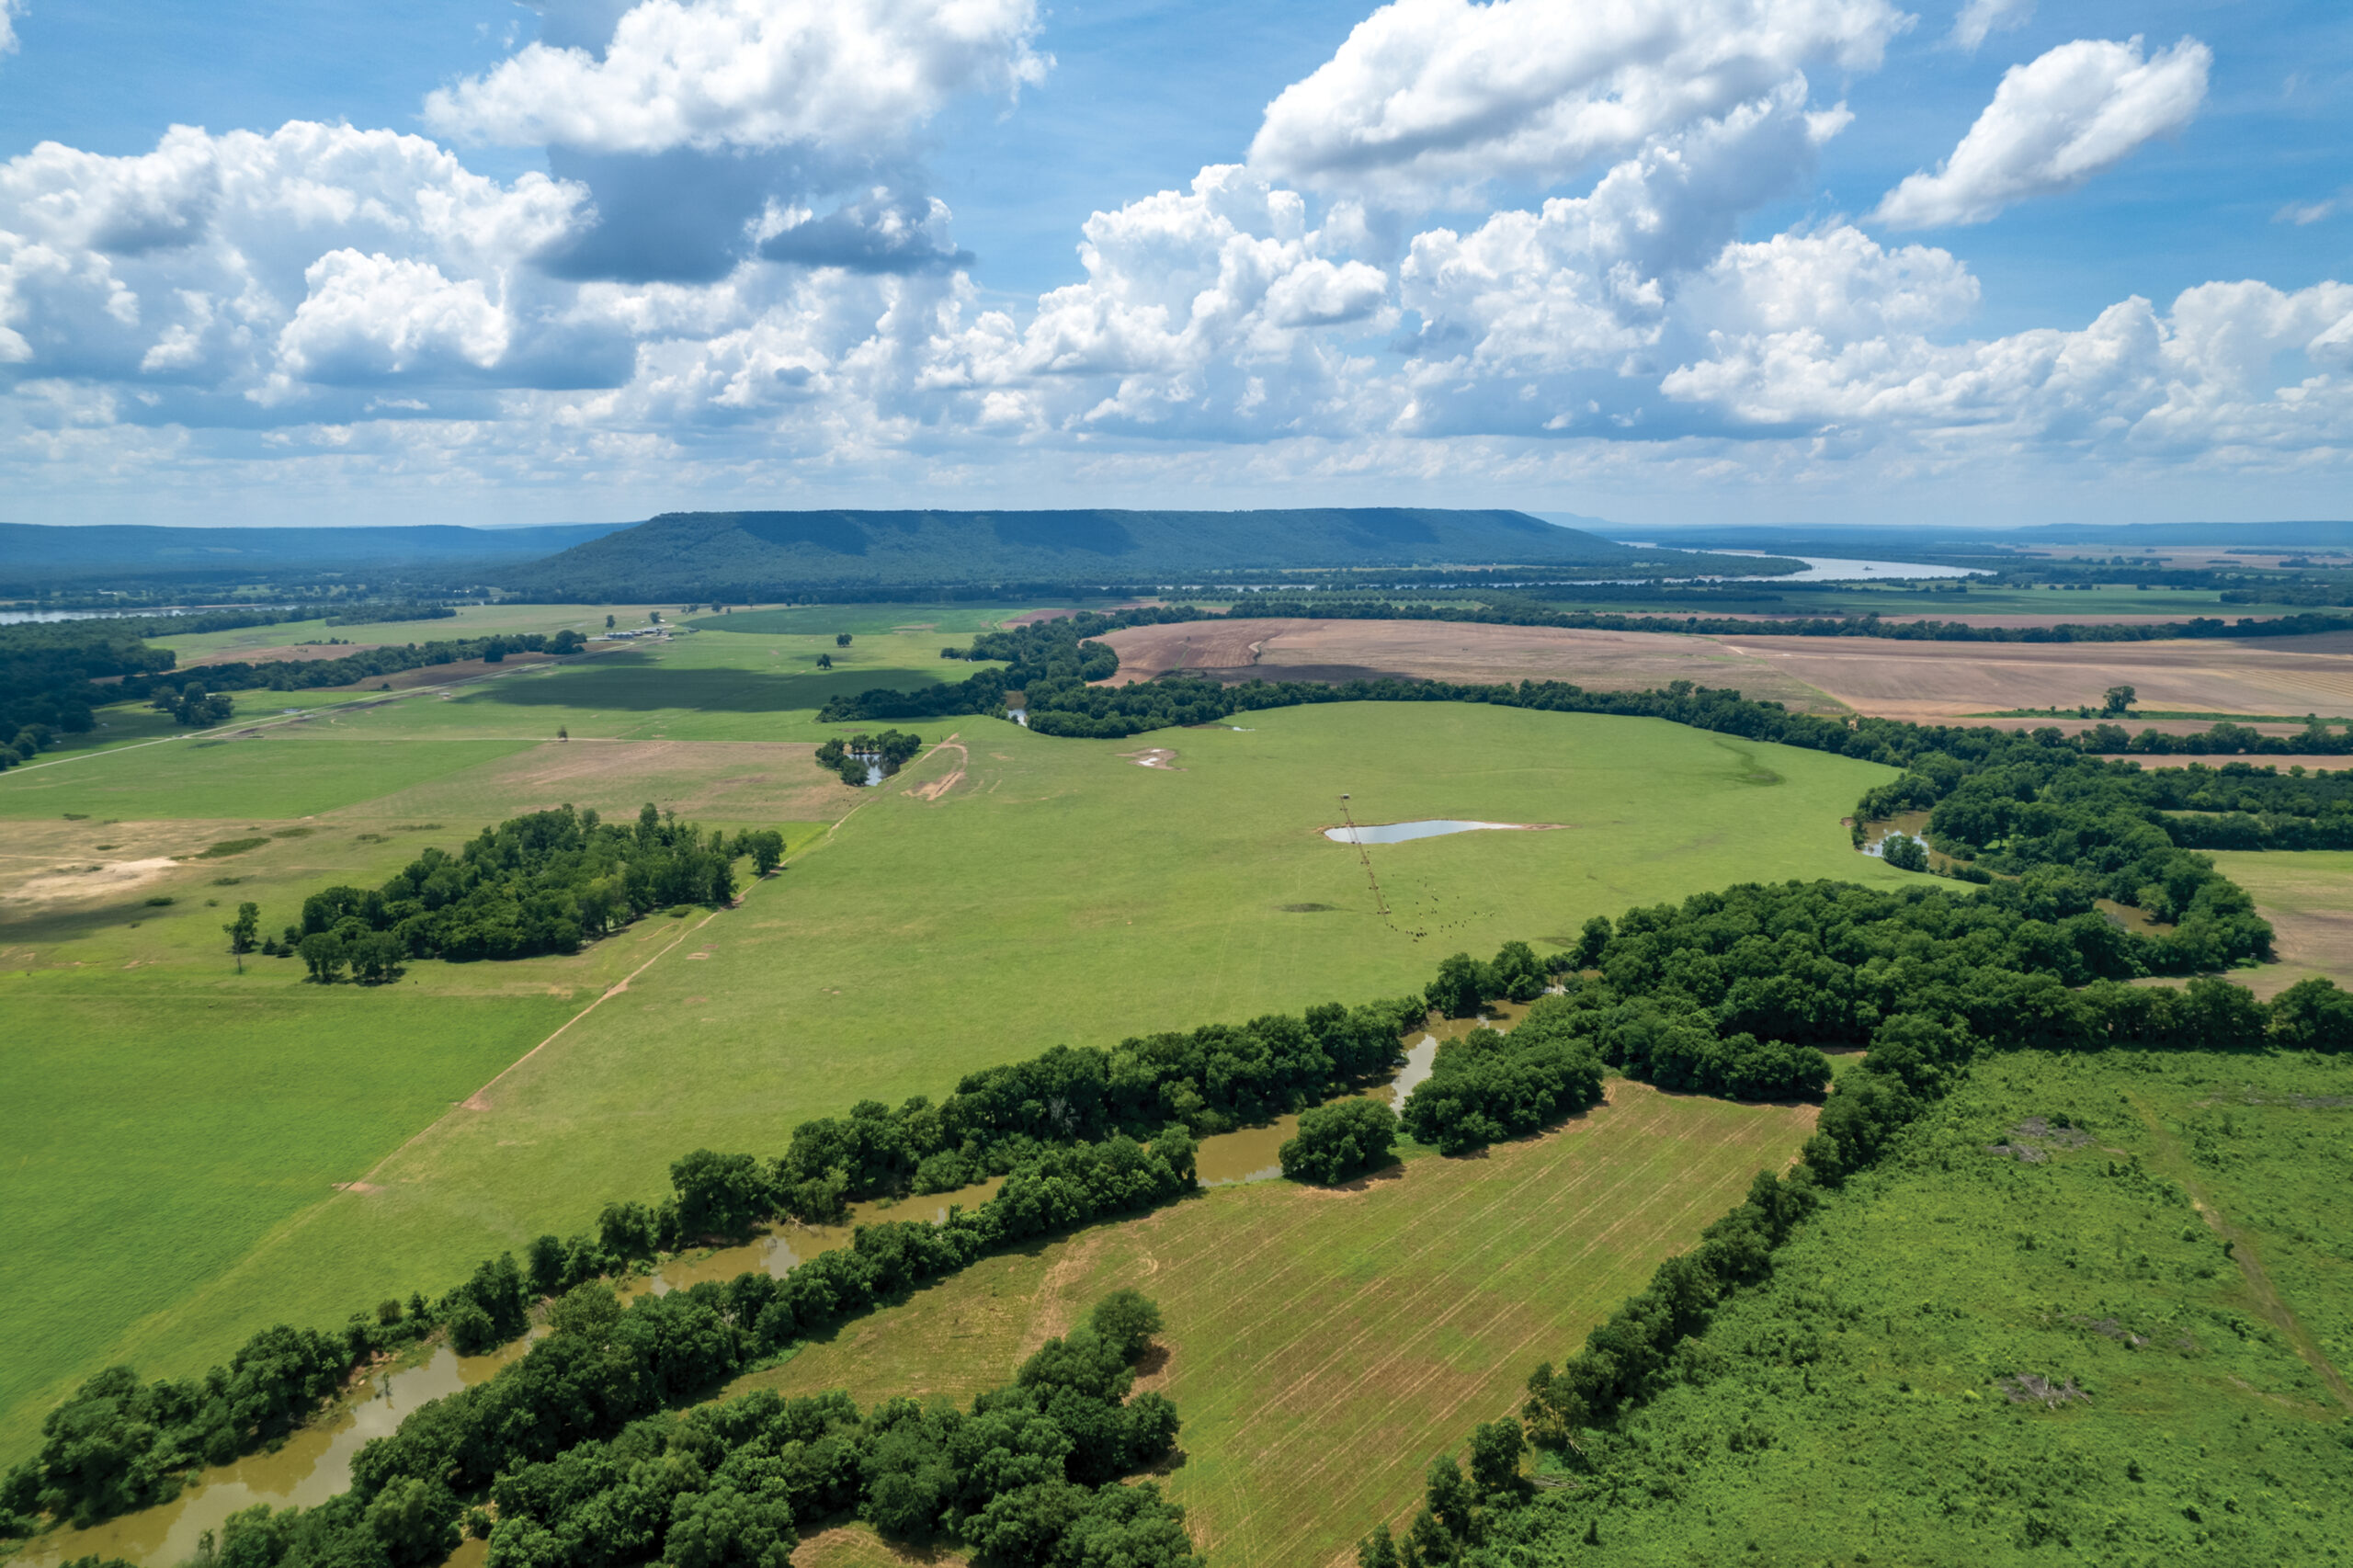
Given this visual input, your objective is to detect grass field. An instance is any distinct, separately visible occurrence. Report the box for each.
[741,1080,1818,1568]
[1504,1049,2353,1564]
[0,674,1912,1460]
[2209,850,2353,998]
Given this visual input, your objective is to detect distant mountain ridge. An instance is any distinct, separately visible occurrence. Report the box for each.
[0,521,631,584]
[502,507,1709,598]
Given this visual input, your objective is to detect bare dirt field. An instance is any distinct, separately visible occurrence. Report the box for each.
[327,739,856,826]
[1095,619,1843,711]
[1711,633,2353,722]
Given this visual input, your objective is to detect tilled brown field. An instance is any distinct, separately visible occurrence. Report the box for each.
[1711,632,2353,722]
[1094,619,1844,711]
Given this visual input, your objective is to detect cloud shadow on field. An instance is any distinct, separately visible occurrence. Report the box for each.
[477,659,951,713]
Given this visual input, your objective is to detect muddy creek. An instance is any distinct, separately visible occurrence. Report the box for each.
[13,1339,536,1568]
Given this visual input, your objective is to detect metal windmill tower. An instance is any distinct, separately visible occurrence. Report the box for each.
[1338,794,1391,918]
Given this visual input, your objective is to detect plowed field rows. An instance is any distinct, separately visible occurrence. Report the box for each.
[746,1082,1816,1568]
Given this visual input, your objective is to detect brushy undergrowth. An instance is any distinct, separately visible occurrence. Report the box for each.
[1464,1049,2353,1565]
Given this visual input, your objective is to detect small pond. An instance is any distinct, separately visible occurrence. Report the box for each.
[1324,820,1540,845]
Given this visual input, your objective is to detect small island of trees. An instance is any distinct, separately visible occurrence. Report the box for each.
[265,804,786,975]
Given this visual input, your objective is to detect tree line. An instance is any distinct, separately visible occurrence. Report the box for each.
[267,805,782,973]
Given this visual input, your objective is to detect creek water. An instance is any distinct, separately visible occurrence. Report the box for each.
[13,1339,537,1568]
[1323,820,1540,845]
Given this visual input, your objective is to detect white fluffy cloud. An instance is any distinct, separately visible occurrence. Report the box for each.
[426,0,1048,154]
[1949,0,2031,53]
[0,0,2347,520]
[1249,0,1903,204]
[1873,36,2210,229]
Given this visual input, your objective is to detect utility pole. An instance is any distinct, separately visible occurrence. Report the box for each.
[1338,794,1390,918]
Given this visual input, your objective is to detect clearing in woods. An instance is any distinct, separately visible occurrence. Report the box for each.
[742,1081,1818,1568]
[2207,849,2353,997]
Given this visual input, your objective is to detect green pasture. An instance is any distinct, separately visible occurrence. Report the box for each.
[1523,1048,2353,1563]
[42,703,1915,1455]
[0,977,578,1459]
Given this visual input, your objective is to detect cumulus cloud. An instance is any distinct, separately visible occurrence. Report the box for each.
[0,122,597,407]
[1873,36,2210,229]
[0,0,24,58]
[426,0,1048,155]
[1249,0,1903,204]
[1664,258,2353,458]
[1949,0,2030,53]
[271,252,509,386]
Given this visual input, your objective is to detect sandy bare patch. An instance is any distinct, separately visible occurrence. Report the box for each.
[4,857,179,906]
[906,735,969,801]
[1120,747,1184,770]
[1715,633,2353,722]
[1095,618,1840,710]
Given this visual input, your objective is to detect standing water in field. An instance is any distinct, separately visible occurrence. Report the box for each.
[1323,820,1560,844]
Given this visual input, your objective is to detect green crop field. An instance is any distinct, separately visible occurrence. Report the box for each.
[0,615,1917,1464]
[1491,1047,2353,1564]
[741,1080,1818,1568]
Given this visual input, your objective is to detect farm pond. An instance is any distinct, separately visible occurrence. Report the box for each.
[1324,820,1562,844]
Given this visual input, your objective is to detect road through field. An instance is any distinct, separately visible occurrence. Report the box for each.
[746,1082,1815,1568]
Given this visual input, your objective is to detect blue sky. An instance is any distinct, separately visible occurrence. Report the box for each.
[0,0,2346,528]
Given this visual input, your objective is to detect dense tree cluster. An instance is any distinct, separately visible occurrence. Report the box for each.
[147,679,235,727]
[773,997,1422,1211]
[1398,1007,1608,1156]
[812,730,922,787]
[1279,1097,1401,1184]
[283,806,775,968]
[472,1292,1190,1568]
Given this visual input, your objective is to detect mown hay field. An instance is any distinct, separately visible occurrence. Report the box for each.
[743,1083,1817,1568]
